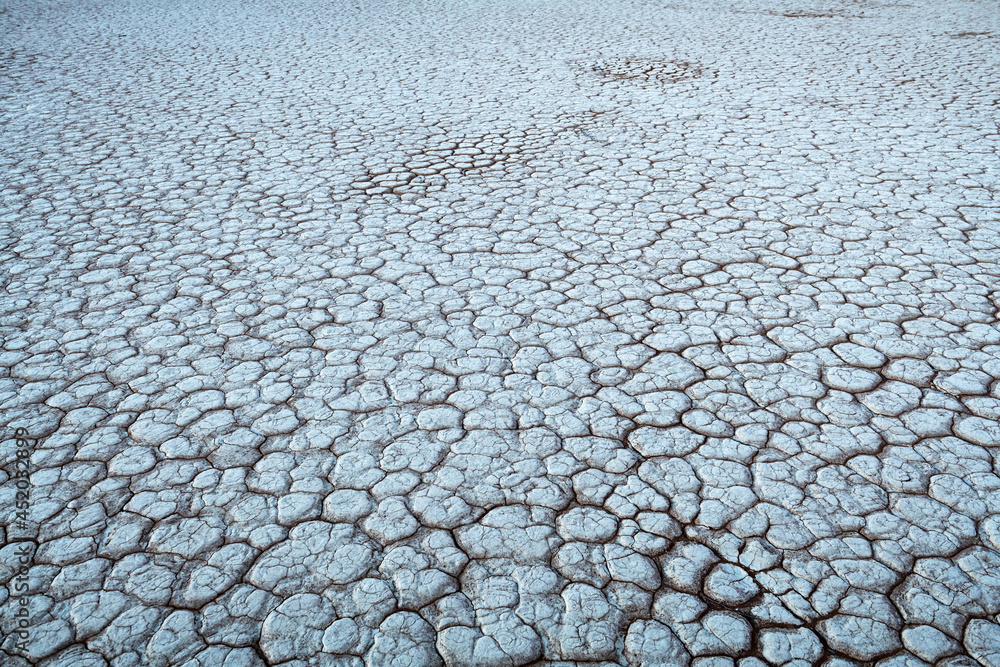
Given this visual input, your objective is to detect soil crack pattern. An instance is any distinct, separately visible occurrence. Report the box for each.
[1,0,999,666]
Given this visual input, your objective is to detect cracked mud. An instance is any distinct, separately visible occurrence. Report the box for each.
[1,0,999,665]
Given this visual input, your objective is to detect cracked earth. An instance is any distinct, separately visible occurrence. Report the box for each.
[1,0,999,665]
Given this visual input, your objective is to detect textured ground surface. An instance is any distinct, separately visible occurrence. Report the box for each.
[2,0,1000,665]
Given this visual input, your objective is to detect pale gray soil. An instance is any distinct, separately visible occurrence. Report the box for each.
[1,0,999,665]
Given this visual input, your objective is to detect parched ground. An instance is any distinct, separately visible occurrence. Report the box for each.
[1,0,999,665]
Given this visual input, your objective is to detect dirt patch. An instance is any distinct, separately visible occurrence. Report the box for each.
[584,58,710,84]
[769,7,878,18]
[348,129,556,196]
[778,10,841,17]
[352,141,511,195]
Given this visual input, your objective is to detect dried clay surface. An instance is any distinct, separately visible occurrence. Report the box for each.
[1,0,1000,666]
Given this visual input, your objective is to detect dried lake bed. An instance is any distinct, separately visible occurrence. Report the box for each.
[1,0,1000,665]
